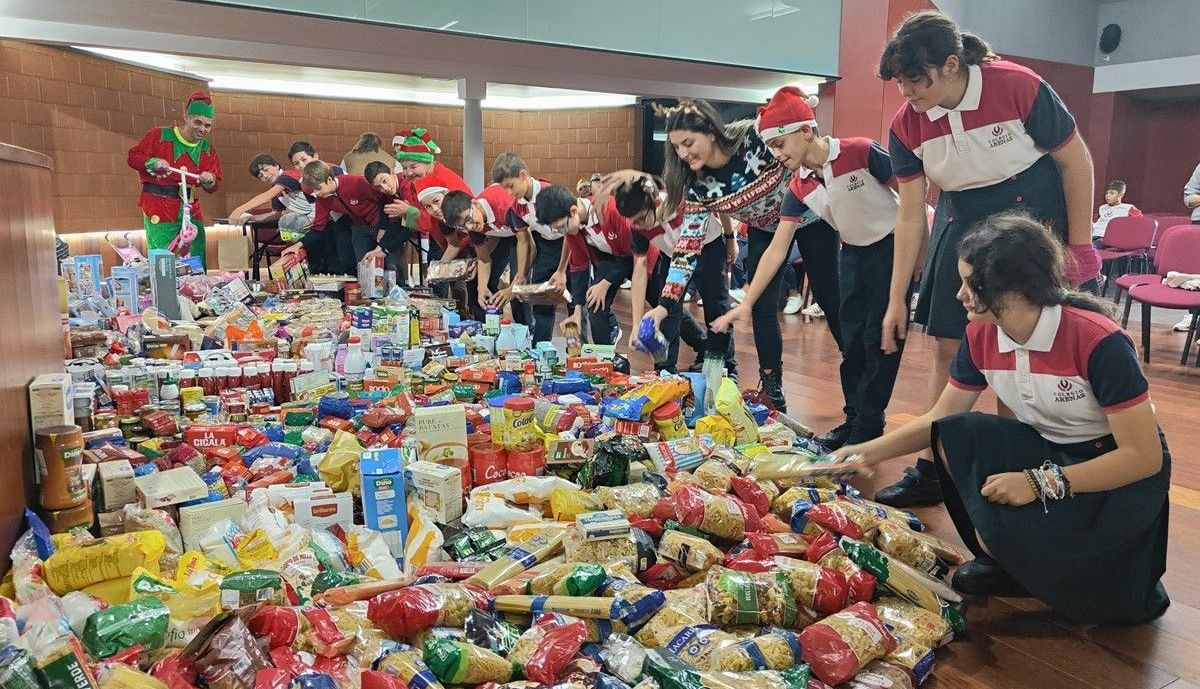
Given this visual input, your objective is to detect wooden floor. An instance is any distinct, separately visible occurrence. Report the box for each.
[609,292,1200,689]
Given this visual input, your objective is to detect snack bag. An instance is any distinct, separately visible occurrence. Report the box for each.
[367,584,491,638]
[708,628,803,672]
[423,639,519,685]
[703,567,797,628]
[799,602,897,686]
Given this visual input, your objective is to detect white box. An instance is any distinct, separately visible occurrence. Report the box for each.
[29,373,74,434]
[293,492,354,532]
[412,404,468,465]
[408,460,463,524]
[135,466,209,508]
[179,497,248,552]
[97,460,136,511]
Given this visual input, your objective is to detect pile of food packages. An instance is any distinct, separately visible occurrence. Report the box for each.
[5,262,969,689]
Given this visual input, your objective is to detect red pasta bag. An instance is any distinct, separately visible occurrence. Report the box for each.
[255,669,293,689]
[525,614,587,684]
[673,485,760,541]
[361,670,410,689]
[248,606,300,649]
[302,607,354,658]
[800,501,881,541]
[269,647,309,678]
[806,532,876,604]
[149,651,200,689]
[729,476,771,518]
[629,516,664,539]
[799,602,897,685]
[723,548,775,573]
[367,583,491,638]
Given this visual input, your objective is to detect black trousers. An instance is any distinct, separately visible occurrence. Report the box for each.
[659,239,737,376]
[527,233,566,343]
[568,265,592,344]
[474,234,519,322]
[838,234,904,434]
[299,216,356,275]
[589,254,633,345]
[646,253,706,371]
[351,224,379,263]
[746,222,842,371]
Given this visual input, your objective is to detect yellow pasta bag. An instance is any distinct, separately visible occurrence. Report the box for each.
[715,379,760,446]
[44,531,166,595]
[549,486,602,521]
[695,415,736,446]
[318,429,364,492]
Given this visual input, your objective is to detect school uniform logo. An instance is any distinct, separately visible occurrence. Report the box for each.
[845,173,865,192]
[1053,378,1086,402]
[987,124,1015,149]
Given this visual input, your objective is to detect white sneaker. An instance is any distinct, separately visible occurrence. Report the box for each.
[801,303,825,318]
[620,279,632,289]
[1173,315,1195,332]
[783,295,804,315]
[729,288,746,303]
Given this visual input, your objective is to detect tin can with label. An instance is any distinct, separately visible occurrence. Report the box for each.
[503,397,537,450]
[470,443,508,487]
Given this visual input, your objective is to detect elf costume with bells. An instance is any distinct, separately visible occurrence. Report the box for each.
[126,90,223,267]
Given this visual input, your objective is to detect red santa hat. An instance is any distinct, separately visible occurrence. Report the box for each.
[756,86,819,142]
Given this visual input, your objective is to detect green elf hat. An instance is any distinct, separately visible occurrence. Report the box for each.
[394,127,440,163]
[185,90,214,118]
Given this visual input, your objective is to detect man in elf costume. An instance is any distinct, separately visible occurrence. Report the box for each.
[126,90,223,267]
[391,127,474,254]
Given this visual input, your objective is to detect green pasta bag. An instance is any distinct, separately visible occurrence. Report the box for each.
[82,597,169,659]
[423,638,521,685]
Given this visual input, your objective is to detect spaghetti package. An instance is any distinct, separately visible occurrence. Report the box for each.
[806,533,876,605]
[838,539,961,617]
[771,556,849,615]
[464,530,566,591]
[492,595,629,621]
[367,584,492,638]
[707,628,803,672]
[422,638,519,685]
[749,450,870,483]
[703,567,797,628]
[798,602,897,686]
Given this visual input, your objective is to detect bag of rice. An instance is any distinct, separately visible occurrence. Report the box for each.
[799,602,897,686]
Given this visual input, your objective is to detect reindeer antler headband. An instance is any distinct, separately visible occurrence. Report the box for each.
[652,99,701,119]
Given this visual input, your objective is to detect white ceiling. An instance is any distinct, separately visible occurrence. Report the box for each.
[76,48,638,110]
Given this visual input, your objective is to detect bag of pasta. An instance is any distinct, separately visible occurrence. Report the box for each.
[644,648,809,689]
[491,558,566,596]
[728,476,775,518]
[770,487,840,519]
[595,564,666,629]
[843,660,917,689]
[673,485,759,542]
[375,646,446,689]
[793,500,883,540]
[771,556,849,615]
[423,638,519,685]
[873,521,944,577]
[596,483,662,518]
[660,624,740,669]
[692,448,751,495]
[799,602,897,686]
[531,563,608,597]
[367,583,492,638]
[704,567,797,628]
[656,531,724,574]
[708,628,803,672]
[562,526,637,566]
[806,533,876,604]
[519,614,588,684]
[873,598,952,650]
[635,586,709,647]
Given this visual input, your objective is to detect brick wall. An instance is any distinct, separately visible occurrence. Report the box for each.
[0,40,640,235]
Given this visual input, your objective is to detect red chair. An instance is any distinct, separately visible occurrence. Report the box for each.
[1118,224,1191,327]
[1096,216,1156,295]
[1150,215,1192,231]
[1126,225,1200,364]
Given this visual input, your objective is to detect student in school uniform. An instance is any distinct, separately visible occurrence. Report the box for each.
[606,174,733,375]
[361,160,419,267]
[229,153,314,232]
[287,141,343,176]
[491,152,570,344]
[713,86,904,448]
[280,161,381,276]
[872,10,1101,507]
[1092,180,1143,247]
[835,214,1169,621]
[440,185,531,321]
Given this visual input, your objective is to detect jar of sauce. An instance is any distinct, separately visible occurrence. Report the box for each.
[35,425,86,510]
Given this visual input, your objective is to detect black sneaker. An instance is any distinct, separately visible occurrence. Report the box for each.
[845,425,883,446]
[951,557,1030,597]
[815,421,854,451]
[759,367,787,414]
[874,465,943,507]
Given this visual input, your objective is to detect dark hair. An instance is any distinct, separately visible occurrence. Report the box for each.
[1106,180,1127,193]
[288,141,316,159]
[248,153,280,177]
[878,10,998,83]
[957,213,1116,320]
[363,160,392,183]
[490,151,528,184]
[352,132,383,154]
[614,175,663,219]
[661,99,754,217]
[534,185,577,226]
[441,190,474,226]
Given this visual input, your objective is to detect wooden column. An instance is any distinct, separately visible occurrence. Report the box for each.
[0,142,63,570]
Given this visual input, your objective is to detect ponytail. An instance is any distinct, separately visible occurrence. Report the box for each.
[960,32,999,66]
[879,10,999,82]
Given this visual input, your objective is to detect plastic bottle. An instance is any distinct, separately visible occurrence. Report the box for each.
[282,361,298,403]
[159,374,180,416]
[484,308,501,337]
[257,363,273,392]
[344,336,366,398]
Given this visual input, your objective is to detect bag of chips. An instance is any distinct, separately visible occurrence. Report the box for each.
[799,602,897,686]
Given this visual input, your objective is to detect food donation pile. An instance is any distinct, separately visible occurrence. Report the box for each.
[4,259,968,689]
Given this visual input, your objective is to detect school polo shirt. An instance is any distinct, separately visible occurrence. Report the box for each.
[781,138,898,247]
[271,170,313,216]
[583,197,635,257]
[889,61,1076,193]
[509,178,563,241]
[467,183,521,245]
[310,174,383,231]
[1093,202,1143,238]
[949,305,1150,444]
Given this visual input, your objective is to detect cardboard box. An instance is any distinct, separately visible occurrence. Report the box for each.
[179,497,248,552]
[135,466,209,508]
[360,448,406,559]
[109,266,142,314]
[29,373,74,433]
[61,255,102,297]
[80,463,97,499]
[293,492,354,532]
[264,481,329,511]
[149,249,180,320]
[97,460,136,511]
[412,404,468,465]
[408,460,463,525]
[97,509,125,536]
